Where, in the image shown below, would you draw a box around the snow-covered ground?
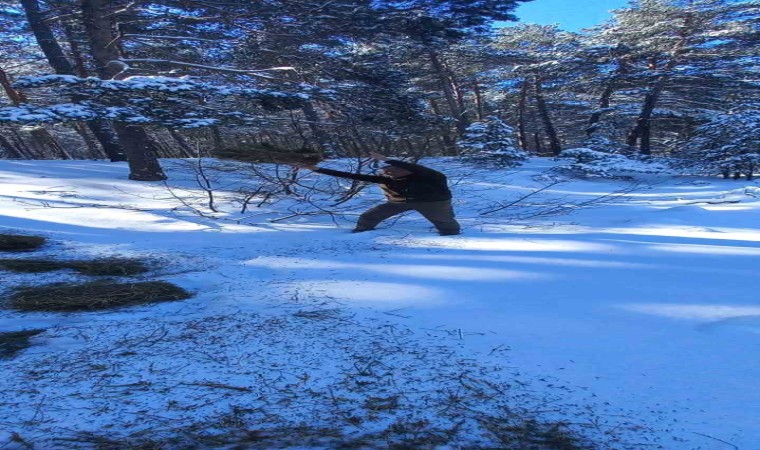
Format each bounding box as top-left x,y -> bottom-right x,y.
1,158 -> 758,449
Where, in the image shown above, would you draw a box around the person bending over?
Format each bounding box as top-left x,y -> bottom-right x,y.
296,152 -> 461,235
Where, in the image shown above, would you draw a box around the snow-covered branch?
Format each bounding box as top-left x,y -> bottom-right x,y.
1,74 -> 325,128
117,59 -> 297,79
122,34 -> 231,42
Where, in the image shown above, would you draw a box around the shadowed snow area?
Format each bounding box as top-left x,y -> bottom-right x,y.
1,158 -> 758,449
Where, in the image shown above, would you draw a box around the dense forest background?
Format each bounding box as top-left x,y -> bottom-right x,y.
0,0 -> 757,180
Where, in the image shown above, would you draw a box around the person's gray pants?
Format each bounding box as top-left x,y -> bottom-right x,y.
355,200 -> 460,234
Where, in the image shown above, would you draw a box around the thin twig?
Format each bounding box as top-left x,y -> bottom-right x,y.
691,432 -> 738,449
479,180 -> 564,215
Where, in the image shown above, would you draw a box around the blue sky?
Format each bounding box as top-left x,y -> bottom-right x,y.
509,0 -> 631,31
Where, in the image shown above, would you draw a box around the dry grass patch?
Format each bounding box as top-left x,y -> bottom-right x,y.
0,329 -> 45,359
0,257 -> 149,276
9,281 -> 192,312
0,234 -> 46,252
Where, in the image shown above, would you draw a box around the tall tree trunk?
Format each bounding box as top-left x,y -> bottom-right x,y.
19,0 -> 72,74
586,57 -> 630,138
586,83 -> 614,138
209,126 -> 225,154
80,0 -> 166,180
109,125 -> 164,180
73,122 -> 104,158
19,0 -> 127,162
168,129 -> 197,158
29,128 -> 73,159
0,67 -> 25,104
61,16 -> 126,161
428,98 -> 458,155
0,133 -> 25,158
472,79 -> 485,121
11,130 -> 38,158
350,126 -> 372,155
533,75 -> 561,155
428,51 -> 470,136
60,21 -> 89,77
112,126 -> 164,180
88,121 -> 127,162
516,80 -> 529,151
626,19 -> 690,155
533,133 -> 543,154
625,78 -> 670,155
301,102 -> 332,154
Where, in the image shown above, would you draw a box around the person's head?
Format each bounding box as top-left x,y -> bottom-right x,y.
378,165 -> 412,178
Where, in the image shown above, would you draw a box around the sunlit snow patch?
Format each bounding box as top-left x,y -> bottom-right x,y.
385,237 -> 615,253
244,256 -> 547,281
647,242 -> 760,256
618,303 -> 760,321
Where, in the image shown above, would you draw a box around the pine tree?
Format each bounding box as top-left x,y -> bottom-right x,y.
681,102 -> 760,180
593,0 -> 759,155
493,25 -> 583,155
457,116 -> 527,166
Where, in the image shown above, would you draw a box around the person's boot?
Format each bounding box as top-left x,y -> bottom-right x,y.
438,230 -> 461,236
351,228 -> 373,233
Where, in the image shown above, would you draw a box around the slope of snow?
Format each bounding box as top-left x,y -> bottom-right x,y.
1,158 -> 758,449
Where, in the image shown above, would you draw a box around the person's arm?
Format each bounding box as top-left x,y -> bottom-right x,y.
310,166 -> 387,183
369,152 -> 444,180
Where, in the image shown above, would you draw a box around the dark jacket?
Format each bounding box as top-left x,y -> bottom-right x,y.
315,160 -> 452,203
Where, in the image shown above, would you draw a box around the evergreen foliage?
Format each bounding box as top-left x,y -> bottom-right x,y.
458,116 -> 528,166
557,148 -> 671,178
679,103 -> 760,180
0,75 -> 316,127
0,0 -> 756,180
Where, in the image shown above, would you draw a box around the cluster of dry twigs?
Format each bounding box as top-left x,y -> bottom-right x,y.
10,280 -> 191,312
0,233 -> 46,252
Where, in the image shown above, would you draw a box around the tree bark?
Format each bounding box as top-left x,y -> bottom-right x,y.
626,19 -> 690,155
516,80 -> 529,151
586,83 -> 614,138
81,0 -> 166,180
586,56 -> 630,138
29,128 -> 73,159
60,21 -> 89,77
19,0 -> 72,74
209,127 -> 225,153
73,122 -> 104,158
110,124 -> 166,180
168,129 -> 197,158
428,98 -> 458,155
19,0 -> 127,162
0,67 -> 26,104
428,51 -> 470,137
301,102 -> 332,153
88,121 -> 128,162
533,133 -> 543,154
533,75 -> 561,155
11,129 -> 38,158
625,79 -> 669,155
0,133 -> 25,158
473,79 -> 485,121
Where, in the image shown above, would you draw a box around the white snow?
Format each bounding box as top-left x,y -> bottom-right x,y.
1,157 -> 759,449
